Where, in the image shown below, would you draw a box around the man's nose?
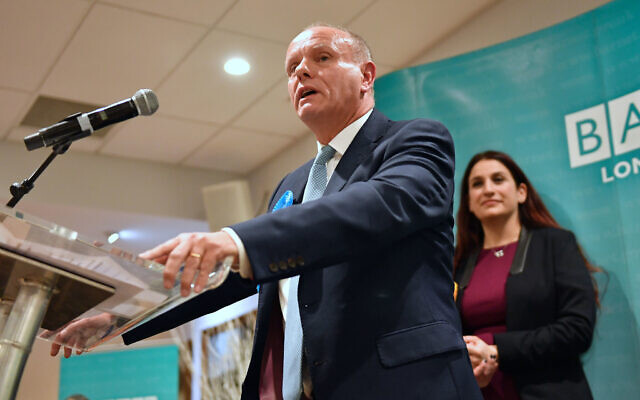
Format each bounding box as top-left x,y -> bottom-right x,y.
294,59 -> 312,79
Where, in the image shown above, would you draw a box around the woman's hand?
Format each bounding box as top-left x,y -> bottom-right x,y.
472,358 -> 499,388
464,335 -> 499,388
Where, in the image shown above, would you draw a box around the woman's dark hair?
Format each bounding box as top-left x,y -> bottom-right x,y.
454,150 -> 600,302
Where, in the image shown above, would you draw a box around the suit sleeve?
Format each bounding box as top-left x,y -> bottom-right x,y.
494,231 -> 597,371
122,177 -> 291,345
231,118 -> 455,282
122,273 -> 256,344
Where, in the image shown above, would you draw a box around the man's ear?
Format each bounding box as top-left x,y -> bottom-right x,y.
361,61 -> 376,93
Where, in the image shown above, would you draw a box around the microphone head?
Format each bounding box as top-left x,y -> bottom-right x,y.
132,89 -> 159,115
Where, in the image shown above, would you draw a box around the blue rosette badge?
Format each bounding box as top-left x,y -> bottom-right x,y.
272,190 -> 294,212
255,190 -> 293,292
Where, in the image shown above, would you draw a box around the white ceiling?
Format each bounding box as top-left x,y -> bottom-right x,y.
0,0 -> 499,175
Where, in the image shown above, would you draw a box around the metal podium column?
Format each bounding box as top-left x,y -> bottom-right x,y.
0,276 -> 55,400
0,299 -> 12,333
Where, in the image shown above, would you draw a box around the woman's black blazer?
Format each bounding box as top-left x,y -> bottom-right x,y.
455,227 -> 597,399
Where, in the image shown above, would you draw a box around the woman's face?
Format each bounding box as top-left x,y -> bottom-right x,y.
467,159 -> 527,223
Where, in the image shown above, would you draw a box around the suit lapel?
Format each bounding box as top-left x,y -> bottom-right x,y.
291,162 -> 312,204
325,108 -> 389,195
276,108 -> 390,202
271,160 -> 312,208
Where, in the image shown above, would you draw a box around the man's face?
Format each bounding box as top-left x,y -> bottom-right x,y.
284,27 -> 367,130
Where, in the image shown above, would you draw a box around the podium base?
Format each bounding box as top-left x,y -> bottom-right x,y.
0,277 -> 54,400
0,246 -> 115,400
0,299 -> 11,333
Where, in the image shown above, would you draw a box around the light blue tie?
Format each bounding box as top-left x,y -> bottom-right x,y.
282,145 -> 336,400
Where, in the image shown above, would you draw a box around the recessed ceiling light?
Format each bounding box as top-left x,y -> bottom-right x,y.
224,57 -> 250,76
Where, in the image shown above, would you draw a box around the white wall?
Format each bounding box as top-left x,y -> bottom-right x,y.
0,141 -> 238,220
16,339 -> 59,400
247,133 -> 316,214
411,0 -> 611,66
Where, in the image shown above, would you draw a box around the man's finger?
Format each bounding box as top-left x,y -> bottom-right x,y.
50,342 -> 61,356
140,236 -> 180,260
55,328 -> 72,347
179,247 -> 204,296
178,270 -> 195,296
152,255 -> 169,265
194,251 -> 219,293
163,240 -> 192,290
75,336 -> 88,354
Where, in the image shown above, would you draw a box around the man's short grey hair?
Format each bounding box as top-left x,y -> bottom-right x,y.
305,22 -> 373,64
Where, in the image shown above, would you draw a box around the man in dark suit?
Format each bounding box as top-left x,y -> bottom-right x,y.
124,24 -> 481,399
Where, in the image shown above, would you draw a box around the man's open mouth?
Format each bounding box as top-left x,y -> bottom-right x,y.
301,89 -> 317,99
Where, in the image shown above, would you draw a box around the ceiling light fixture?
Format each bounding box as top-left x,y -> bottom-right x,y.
224,57 -> 250,76
107,232 -> 120,244
117,229 -> 138,240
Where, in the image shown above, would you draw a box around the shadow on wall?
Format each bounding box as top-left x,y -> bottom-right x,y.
583,269 -> 640,398
538,193 -> 640,398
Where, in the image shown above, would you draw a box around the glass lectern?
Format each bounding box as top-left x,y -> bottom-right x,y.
0,205 -> 230,400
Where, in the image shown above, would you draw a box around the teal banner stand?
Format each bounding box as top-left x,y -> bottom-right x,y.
59,345 -> 179,400
375,0 -> 640,397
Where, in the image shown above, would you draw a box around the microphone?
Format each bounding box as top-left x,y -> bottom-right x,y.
24,89 -> 159,151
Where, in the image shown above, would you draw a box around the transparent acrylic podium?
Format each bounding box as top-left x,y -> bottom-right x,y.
0,205 -> 231,400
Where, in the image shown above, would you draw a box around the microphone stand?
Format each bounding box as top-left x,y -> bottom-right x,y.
1,139 -> 82,400
6,112 -> 90,208
1,116 -> 97,400
6,140 -> 72,208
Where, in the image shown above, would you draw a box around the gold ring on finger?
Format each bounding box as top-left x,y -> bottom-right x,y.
189,252 -> 202,259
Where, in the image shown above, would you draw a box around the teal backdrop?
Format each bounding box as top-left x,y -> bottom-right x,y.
375,0 -> 640,398
59,345 -> 178,400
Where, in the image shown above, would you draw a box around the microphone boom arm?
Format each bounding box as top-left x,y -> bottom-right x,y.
6,139 -> 74,208
8,89 -> 158,207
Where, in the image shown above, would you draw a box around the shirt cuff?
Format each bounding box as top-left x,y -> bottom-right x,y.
221,227 -> 251,276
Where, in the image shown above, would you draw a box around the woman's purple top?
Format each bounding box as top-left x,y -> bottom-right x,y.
461,241 -> 520,400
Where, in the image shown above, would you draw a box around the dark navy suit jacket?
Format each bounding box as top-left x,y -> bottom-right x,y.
123,109 -> 481,399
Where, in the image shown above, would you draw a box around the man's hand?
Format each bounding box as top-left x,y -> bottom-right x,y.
45,312 -> 114,358
139,231 -> 242,297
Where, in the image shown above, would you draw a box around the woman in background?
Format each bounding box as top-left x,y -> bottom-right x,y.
454,150 -> 598,399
